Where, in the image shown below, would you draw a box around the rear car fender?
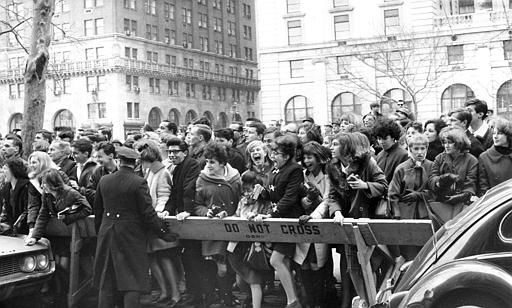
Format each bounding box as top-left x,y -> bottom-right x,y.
399,260 -> 512,308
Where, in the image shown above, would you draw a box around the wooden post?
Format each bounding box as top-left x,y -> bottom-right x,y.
353,225 -> 377,306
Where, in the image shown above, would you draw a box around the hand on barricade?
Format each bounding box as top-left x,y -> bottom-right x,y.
216,211 -> 228,219
333,211 -> 344,225
176,211 -> 190,221
253,214 -> 269,223
157,211 -> 169,219
298,215 -> 311,225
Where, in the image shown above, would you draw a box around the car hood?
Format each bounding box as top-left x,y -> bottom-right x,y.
0,235 -> 48,256
395,179 -> 512,292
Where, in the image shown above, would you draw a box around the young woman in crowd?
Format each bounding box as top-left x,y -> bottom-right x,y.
194,143 -> 242,306
246,140 -> 273,186
424,119 -> 447,161
388,134 -> 433,260
254,134 -> 305,308
478,117 -> 512,195
0,158 -> 30,234
428,126 -> 478,224
227,171 -> 272,308
297,124 -> 323,145
139,141 -> 181,306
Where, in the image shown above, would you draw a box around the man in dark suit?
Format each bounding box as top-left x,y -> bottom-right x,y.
164,137 -> 205,306
466,99 -> 493,149
93,147 -> 175,308
70,139 -> 97,202
448,108 -> 485,158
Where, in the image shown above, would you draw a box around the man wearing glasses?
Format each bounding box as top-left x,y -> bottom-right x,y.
164,137 -> 203,306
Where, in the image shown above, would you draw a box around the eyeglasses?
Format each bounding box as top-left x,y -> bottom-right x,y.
167,149 -> 183,155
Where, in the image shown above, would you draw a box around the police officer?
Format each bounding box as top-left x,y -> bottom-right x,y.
93,147 -> 176,308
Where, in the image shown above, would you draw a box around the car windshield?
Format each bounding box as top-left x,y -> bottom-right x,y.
395,182 -> 512,291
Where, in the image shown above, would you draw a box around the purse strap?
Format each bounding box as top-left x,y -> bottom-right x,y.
421,194 -> 444,231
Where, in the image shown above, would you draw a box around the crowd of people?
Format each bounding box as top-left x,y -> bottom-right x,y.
1,97 -> 512,308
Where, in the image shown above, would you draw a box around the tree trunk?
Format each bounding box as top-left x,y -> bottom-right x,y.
21,0 -> 54,158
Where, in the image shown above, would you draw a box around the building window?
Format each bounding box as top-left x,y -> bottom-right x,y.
504,40 -> 512,60
88,102 -> 107,119
287,20 -> 302,45
182,8 -> 192,24
228,21 -> 236,36
215,40 -> 224,55
380,88 -> 412,116
214,17 -> 223,32
447,45 -> 464,64
164,2 -> 176,19
199,13 -> 208,28
243,3 -> 252,18
126,75 -> 139,91
200,36 -> 209,51
183,57 -> 194,68
497,80 -> 512,119
54,109 -> 75,128
198,0 -> 207,5
185,83 -> 196,97
334,15 -> 349,40
149,78 -> 160,94
213,0 -> 222,9
84,18 -> 103,36
246,91 -> 255,104
169,109 -> 180,124
127,102 -> 140,119
148,108 -> 162,128
202,85 -> 212,99
125,47 -> 138,59
244,47 -> 253,61
459,0 -> 475,14
124,19 -> 137,35
227,0 -> 234,13
243,25 -> 252,40
55,0 -> 70,13
168,80 -> 179,95
54,78 -> 69,95
229,44 -> 237,57
287,0 -> 300,13
86,75 -> 105,92
289,60 -> 304,78
9,113 -> 23,132
84,0 -> 103,8
336,56 -> 350,74
285,95 -> 312,123
331,92 -> 361,121
333,0 -> 348,7
441,83 -> 475,112
386,51 -> 401,69
182,32 -> 193,48
145,0 -> 157,15
146,51 -> 158,63
124,0 -> 136,9
384,9 -> 399,34
85,47 -> 104,60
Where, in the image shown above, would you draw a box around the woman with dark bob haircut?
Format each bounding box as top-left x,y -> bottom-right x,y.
424,119 -> 447,161
0,158 -> 30,234
427,126 -> 477,225
479,117 -> 512,195
253,134 -> 304,308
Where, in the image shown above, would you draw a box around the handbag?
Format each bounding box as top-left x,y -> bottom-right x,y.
244,242 -> 272,271
375,197 -> 391,218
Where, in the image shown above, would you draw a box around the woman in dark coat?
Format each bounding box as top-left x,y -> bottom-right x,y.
428,126 -> 478,224
424,119 -> 447,161
0,158 -> 30,235
479,117 -> 512,195
313,132 -> 387,307
255,135 -> 305,308
374,118 -> 409,185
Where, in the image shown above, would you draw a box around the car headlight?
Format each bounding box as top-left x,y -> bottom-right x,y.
19,255 -> 36,273
36,254 -> 49,270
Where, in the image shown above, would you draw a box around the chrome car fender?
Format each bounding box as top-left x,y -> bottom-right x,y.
398,260 -> 512,308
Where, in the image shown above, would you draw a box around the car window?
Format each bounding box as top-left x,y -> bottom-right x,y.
498,210 -> 512,242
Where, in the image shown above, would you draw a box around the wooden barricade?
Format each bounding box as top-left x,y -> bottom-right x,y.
48,216 -> 434,307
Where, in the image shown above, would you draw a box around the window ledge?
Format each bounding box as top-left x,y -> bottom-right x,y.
283,12 -> 306,19
329,6 -> 354,13
378,0 -> 404,8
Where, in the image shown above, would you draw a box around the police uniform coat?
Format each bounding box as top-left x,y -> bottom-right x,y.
93,166 -> 165,292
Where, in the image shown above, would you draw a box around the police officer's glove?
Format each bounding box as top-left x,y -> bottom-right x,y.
445,192 -> 471,205
438,173 -> 459,187
298,215 -> 311,225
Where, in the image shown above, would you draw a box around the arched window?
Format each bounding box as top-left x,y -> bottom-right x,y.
232,113 -> 242,122
284,95 -> 312,124
497,80 -> 512,120
148,107 -> 162,129
168,108 -> 180,125
8,113 -> 23,132
331,92 -> 361,122
203,111 -> 214,127
218,112 -> 229,128
54,109 -> 75,129
185,109 -> 198,124
441,83 -> 475,112
380,88 -> 412,116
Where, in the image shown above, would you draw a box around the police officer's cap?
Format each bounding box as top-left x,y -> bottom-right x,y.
117,146 -> 139,160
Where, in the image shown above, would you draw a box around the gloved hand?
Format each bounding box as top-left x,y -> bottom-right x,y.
401,191 -> 423,203
207,205 -> 222,218
439,173 -> 459,187
305,182 -> 321,201
298,215 -> 311,225
445,192 -> 471,205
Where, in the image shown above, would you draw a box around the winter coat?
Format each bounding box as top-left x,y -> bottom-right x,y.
428,151 -> 478,199
93,166 -> 166,292
58,157 -> 76,179
0,178 -> 30,234
294,170 -> 331,268
145,162 -> 171,213
165,156 -> 200,215
467,131 -> 485,158
388,158 -> 433,219
426,139 -> 444,162
70,160 -> 97,204
315,156 -> 388,219
84,165 -> 118,208
31,186 -> 92,239
194,163 -> 241,256
376,142 -> 409,185
478,146 -> 512,195
265,160 -> 304,219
